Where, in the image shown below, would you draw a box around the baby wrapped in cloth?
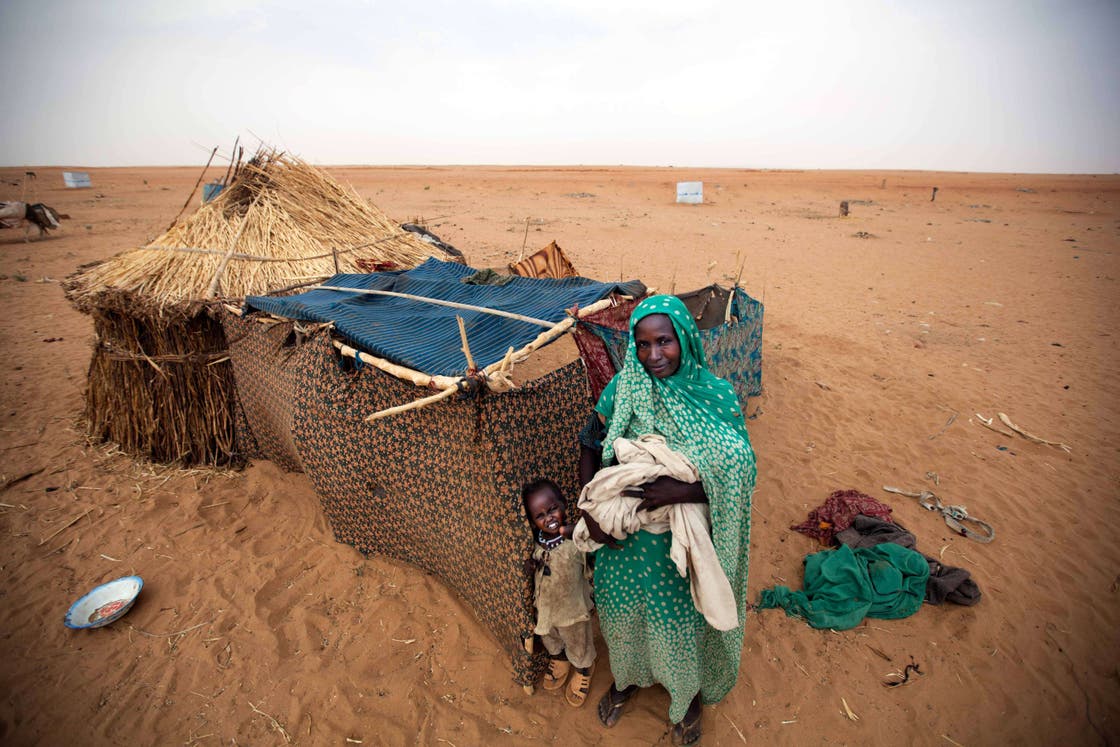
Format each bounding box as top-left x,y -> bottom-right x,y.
573,434 -> 738,630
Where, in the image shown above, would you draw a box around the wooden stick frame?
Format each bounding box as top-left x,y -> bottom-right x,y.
224,295 -> 632,421
348,296 -> 620,420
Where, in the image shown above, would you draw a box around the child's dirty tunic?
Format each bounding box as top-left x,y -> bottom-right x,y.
533,539 -> 595,668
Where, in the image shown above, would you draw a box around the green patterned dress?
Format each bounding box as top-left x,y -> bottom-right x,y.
593,294 -> 756,723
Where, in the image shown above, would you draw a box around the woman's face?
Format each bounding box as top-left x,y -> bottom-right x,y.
634,313 -> 681,379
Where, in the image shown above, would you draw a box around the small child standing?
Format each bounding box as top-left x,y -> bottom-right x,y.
522,478 -> 596,707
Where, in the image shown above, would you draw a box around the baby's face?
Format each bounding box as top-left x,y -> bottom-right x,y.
526,488 -> 565,535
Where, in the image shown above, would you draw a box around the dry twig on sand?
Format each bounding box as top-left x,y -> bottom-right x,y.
997,412 -> 1072,452
723,714 -> 748,743
248,701 -> 291,744
37,508 -> 91,546
974,414 -> 1014,438
976,412 -> 1071,452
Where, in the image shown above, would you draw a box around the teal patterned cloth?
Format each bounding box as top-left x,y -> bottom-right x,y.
757,543 -> 930,630
593,294 -> 756,722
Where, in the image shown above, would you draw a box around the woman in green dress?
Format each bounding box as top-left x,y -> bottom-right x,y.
579,294 -> 756,745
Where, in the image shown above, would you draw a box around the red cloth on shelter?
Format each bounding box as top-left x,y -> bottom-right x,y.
791,489 -> 894,545
571,298 -> 640,403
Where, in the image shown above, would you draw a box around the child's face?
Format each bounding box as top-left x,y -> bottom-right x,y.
526,487 -> 566,535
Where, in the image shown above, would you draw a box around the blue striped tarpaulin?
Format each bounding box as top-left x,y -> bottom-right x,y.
244,258 -> 645,376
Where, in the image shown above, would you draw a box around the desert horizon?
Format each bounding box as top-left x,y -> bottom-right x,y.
10,163 -> 1120,176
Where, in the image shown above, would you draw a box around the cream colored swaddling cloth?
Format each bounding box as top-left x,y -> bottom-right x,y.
573,434 -> 738,630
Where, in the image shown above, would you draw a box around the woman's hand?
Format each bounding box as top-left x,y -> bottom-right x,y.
581,512 -> 621,549
626,476 -> 708,511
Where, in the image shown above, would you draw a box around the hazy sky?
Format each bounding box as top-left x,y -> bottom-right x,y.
2,0 -> 1117,172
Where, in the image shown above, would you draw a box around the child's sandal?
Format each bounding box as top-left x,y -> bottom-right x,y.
542,658 -> 571,690
565,665 -> 594,707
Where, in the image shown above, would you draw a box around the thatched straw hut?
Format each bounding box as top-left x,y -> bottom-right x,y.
64,149 -> 460,466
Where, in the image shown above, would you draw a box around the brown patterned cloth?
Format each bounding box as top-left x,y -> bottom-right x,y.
222,313 -> 311,472
290,333 -> 589,685
791,489 -> 895,545
508,240 -> 578,279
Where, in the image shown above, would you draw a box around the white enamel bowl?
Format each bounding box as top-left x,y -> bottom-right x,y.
64,576 -> 144,629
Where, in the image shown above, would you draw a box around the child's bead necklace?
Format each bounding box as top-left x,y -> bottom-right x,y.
537,530 -> 564,550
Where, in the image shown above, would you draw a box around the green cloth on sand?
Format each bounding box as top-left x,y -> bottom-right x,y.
756,543 -> 930,630
593,294 -> 756,724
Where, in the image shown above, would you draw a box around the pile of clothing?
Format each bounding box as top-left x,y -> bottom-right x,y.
756,490 -> 981,630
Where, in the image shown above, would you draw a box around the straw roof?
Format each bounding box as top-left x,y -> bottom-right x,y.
65,149 -> 457,313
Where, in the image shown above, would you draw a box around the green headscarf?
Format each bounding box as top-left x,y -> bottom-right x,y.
595,294 -> 756,703
597,294 -> 749,461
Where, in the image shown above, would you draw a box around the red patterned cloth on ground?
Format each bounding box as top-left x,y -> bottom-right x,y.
791,489 -> 894,545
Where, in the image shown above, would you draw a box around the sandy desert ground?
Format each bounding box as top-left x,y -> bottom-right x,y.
0,163 -> 1117,746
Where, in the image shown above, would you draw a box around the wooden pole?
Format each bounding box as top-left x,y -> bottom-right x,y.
457,315 -> 477,371
167,146 -> 218,232
334,341 -> 461,390
221,136 -> 240,186
517,217 -> 530,262
365,386 -> 459,422
231,145 -> 245,183
206,190 -> 264,299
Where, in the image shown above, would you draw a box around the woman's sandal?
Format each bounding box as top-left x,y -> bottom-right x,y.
542,658 -> 571,691
565,665 -> 594,708
670,708 -> 702,746
597,684 -> 635,727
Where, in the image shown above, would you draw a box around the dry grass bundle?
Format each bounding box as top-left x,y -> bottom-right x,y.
66,149 -> 455,311
63,147 -> 455,466
84,307 -> 239,466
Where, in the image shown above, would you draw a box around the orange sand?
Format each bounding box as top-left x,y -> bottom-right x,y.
0,165 -> 1117,745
